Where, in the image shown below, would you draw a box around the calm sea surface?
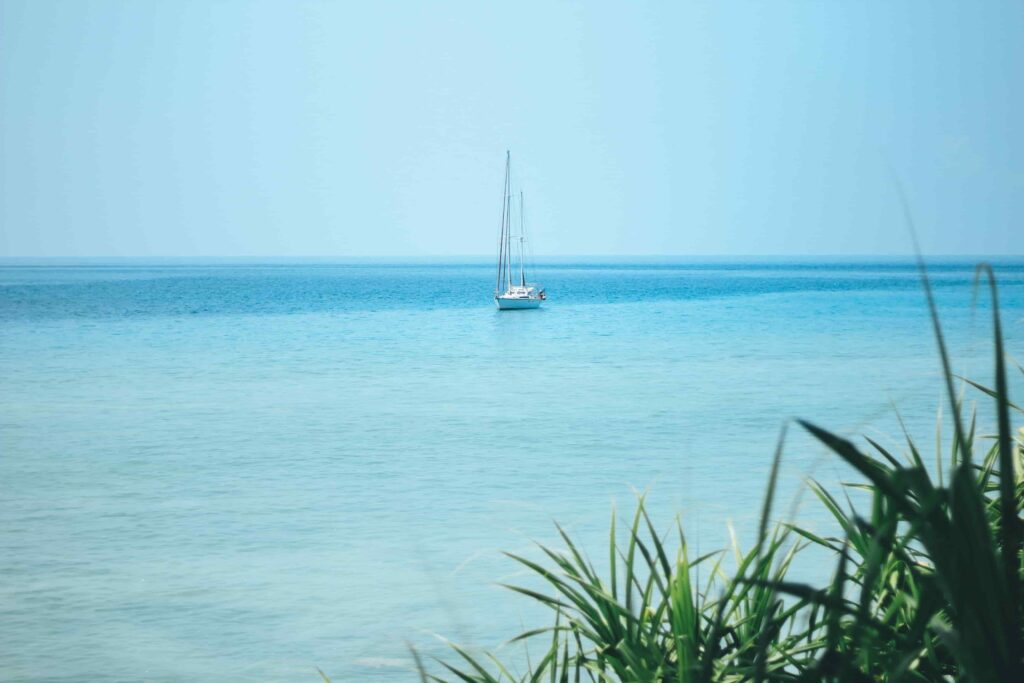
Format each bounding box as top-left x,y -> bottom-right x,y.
2,259 -> 1023,682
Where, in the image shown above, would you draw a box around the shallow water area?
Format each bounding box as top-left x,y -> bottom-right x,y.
1,259 -> 1023,682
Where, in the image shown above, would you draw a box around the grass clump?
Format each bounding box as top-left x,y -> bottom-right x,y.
423,267 -> 1023,682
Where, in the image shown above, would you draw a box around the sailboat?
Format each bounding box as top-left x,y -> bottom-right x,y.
494,151 -> 545,310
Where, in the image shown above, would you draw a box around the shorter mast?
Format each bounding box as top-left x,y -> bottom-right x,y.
519,192 -> 526,287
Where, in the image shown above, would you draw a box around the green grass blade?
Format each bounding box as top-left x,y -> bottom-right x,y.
974,263 -> 1023,682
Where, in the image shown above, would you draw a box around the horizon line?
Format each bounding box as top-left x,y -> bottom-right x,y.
3,253 -> 1024,263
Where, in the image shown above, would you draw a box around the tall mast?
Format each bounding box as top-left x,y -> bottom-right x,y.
495,151 -> 510,295
505,154 -> 512,290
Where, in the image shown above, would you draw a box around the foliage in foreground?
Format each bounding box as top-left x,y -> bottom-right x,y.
423,268 -> 1024,683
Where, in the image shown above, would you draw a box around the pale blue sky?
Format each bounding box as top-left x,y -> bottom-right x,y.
1,0 -> 1022,257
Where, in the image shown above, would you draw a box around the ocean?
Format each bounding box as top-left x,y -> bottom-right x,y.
1,259 -> 1022,682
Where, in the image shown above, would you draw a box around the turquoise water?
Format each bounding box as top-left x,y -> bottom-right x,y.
2,259 -> 1023,682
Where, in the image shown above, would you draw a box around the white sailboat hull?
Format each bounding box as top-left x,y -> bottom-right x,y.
495,296 -> 542,310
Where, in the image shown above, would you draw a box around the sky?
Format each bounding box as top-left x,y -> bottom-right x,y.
1,0 -> 1022,258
